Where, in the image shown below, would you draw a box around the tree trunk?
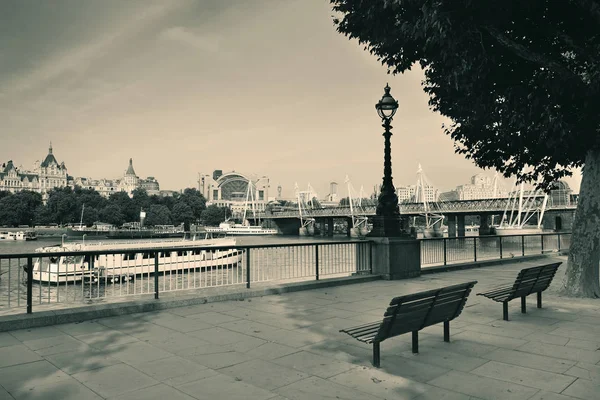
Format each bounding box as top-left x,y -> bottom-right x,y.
563,149 -> 600,297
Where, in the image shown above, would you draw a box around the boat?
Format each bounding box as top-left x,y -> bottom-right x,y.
205,221 -> 278,236
27,233 -> 243,284
0,231 -> 33,241
67,222 -> 115,238
107,224 -> 185,239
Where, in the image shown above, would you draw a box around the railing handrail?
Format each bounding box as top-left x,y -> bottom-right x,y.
0,238 -> 371,260
419,232 -> 572,241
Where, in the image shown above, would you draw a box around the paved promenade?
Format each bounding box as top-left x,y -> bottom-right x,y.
0,256 -> 599,400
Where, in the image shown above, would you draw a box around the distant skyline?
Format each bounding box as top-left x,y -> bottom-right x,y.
0,1 -> 581,198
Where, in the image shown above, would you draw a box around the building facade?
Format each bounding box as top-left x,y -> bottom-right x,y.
68,158 -> 160,198
0,144 -> 68,197
455,173 -> 508,200
198,170 -> 270,217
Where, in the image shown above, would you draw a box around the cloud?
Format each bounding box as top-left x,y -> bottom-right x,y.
0,1 -> 189,97
159,26 -> 221,53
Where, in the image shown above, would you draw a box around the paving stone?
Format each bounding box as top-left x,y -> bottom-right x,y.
273,350 -> 357,378
464,322 -> 536,339
187,310 -> 240,324
74,330 -> 139,349
73,363 -> 158,398
182,350 -> 252,369
130,356 -> 210,382
186,326 -> 256,345
9,326 -> 64,342
220,359 -> 308,390
161,369 -> 219,387
428,370 -> 539,400
526,391 -> 580,400
7,377 -> 103,400
23,334 -> 88,356
515,341 -> 600,364
0,344 -> 42,368
0,332 -> 20,348
564,362 -> 600,382
150,315 -> 213,333
522,332 -> 569,346
484,348 -> 576,374
452,330 -> 528,350
0,360 -> 70,393
425,338 -> 498,358
399,348 -> 488,373
372,355 -> 450,383
109,383 -> 196,400
471,360 -> 576,392
55,320 -> 113,336
562,378 -> 600,399
411,385 -> 476,400
0,386 -> 12,400
109,341 -> 174,365
275,376 -> 381,400
564,338 -> 600,351
178,373 -> 276,400
44,348 -> 122,375
245,342 -> 299,360
142,332 -> 212,353
329,366 -> 428,399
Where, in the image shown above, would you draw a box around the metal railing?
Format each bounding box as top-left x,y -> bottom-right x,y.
420,233 -> 571,268
0,240 -> 372,315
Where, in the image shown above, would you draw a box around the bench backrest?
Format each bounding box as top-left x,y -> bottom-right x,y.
509,262 -> 562,300
374,281 -> 477,342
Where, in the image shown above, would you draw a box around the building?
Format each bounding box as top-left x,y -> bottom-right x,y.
198,170 -> 270,217
455,173 -> 508,200
68,158 -> 160,198
0,144 -> 68,198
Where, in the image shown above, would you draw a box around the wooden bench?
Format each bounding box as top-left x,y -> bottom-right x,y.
340,281 -> 477,367
477,262 -> 562,321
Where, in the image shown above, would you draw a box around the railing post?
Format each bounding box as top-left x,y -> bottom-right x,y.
26,256 -> 33,314
246,247 -> 251,289
473,237 -> 477,262
315,245 -> 319,281
369,241 -> 373,274
499,236 -> 503,259
154,253 -> 159,300
540,234 -> 544,254
557,233 -> 561,251
521,235 -> 525,256
443,239 -> 447,266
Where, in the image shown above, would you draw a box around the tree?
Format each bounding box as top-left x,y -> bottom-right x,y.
100,204 -> 125,227
171,201 -> 194,230
331,0 -> 600,297
201,205 -> 229,226
46,187 -> 78,225
108,192 -> 136,222
144,205 -> 172,226
0,195 -> 25,226
179,188 -> 207,222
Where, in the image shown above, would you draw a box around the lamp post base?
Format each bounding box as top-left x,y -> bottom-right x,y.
369,216 -> 412,238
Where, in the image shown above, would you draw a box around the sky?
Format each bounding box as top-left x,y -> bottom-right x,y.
0,0 -> 582,198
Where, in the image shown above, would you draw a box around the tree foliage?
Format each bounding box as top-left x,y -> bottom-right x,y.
331,0 -> 600,297
201,205 -> 229,226
144,204 -> 172,226
331,0 -> 600,187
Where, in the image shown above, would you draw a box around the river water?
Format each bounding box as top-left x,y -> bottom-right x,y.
0,235 -> 368,312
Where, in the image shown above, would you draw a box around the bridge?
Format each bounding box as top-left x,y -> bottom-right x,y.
256,196 -> 577,236
261,197 -> 577,219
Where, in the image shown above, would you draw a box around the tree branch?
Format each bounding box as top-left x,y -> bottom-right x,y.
573,0 -> 600,26
484,26 -> 585,84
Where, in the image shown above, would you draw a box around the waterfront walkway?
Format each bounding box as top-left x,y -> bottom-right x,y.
0,255 -> 599,400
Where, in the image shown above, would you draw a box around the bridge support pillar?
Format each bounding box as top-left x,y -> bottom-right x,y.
457,215 -> 466,237
479,214 -> 492,236
319,220 -> 327,236
327,217 -> 334,237
346,218 -> 353,237
447,215 -> 457,237
370,237 -> 421,280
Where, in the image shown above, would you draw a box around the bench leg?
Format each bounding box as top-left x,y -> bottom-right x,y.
537,292 -> 542,308
521,296 -> 526,314
503,301 -> 509,321
412,331 -> 419,354
444,321 -> 450,342
372,342 -> 380,368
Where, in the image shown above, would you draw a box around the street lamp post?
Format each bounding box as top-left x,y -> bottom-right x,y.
370,84 -> 402,237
